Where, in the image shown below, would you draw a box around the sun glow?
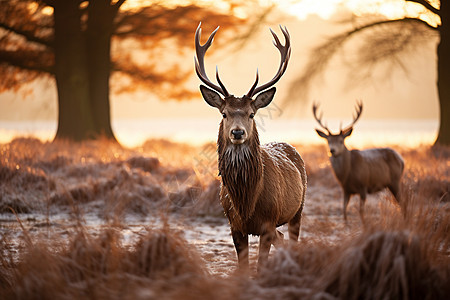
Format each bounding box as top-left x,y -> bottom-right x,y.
274,0 -> 344,20
271,0 -> 440,27
346,0 -> 440,27
123,0 -> 440,26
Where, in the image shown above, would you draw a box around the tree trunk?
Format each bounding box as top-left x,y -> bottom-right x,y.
54,0 -> 96,141
53,0 -> 117,142
436,2 -> 450,146
86,1 -> 116,140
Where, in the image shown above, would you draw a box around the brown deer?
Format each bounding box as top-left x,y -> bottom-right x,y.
313,101 -> 404,222
194,23 -> 307,270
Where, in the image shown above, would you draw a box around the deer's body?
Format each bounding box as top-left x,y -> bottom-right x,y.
330,147 -> 404,220
195,23 -> 306,269
219,138 -> 306,236
314,102 -> 404,222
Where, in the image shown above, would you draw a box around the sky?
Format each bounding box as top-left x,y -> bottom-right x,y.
109,0 -> 440,120
0,0 -> 441,146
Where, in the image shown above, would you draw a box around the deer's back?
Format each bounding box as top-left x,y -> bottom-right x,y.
350,148 -> 404,193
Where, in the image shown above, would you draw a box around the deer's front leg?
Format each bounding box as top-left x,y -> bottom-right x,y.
232,230 -> 248,269
257,230 -> 275,271
343,192 -> 351,222
359,191 -> 367,225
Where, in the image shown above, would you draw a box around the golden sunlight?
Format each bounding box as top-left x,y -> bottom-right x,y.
121,0 -> 441,26
274,0 -> 440,26
346,0 -> 440,27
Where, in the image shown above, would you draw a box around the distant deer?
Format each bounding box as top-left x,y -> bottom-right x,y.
313,101 -> 404,222
195,23 -> 307,270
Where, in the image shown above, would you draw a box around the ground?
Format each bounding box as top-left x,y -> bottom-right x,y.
0,138 -> 449,299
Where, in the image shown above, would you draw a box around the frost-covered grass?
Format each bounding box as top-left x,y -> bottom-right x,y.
0,138 -> 449,299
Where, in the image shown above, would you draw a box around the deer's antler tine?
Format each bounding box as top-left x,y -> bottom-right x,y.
216,66 -> 229,97
246,69 -> 259,98
194,23 -> 229,97
343,100 -> 364,131
248,26 -> 291,97
312,102 -> 331,134
271,28 -> 282,49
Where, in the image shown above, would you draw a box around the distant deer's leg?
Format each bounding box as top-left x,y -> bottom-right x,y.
232,231 -> 249,269
389,183 -> 406,218
343,192 -> 351,222
388,184 -> 401,203
258,230 -> 275,271
288,208 -> 302,243
359,191 -> 367,225
272,230 -> 285,248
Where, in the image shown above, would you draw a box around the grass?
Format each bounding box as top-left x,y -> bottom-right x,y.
0,138 -> 449,299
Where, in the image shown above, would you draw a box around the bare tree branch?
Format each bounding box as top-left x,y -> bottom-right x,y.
285,17 -> 437,106
113,0 -> 126,10
406,0 -> 441,16
0,21 -> 52,48
0,49 -> 54,74
39,0 -> 56,7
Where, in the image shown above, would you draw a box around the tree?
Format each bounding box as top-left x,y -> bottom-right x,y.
288,0 -> 449,146
0,0 -> 250,142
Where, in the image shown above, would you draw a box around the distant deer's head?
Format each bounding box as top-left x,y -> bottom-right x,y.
195,23 -> 290,145
313,101 -> 363,157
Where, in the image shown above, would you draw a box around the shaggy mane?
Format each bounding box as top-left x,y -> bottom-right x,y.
217,121 -> 262,222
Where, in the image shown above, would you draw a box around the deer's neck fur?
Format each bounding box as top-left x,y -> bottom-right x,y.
217,121 -> 263,221
330,146 -> 351,185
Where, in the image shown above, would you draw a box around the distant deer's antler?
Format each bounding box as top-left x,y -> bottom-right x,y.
312,102 -> 331,134
342,100 -> 363,132
194,23 -> 230,97
246,26 -> 291,98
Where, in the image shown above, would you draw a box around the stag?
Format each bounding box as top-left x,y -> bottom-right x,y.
313,101 -> 404,222
195,23 -> 307,270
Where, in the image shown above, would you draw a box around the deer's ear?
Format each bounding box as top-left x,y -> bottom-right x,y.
253,87 -> 276,110
200,85 -> 223,108
342,127 -> 353,138
316,129 -> 328,139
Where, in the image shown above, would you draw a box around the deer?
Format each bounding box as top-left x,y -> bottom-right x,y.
313,101 -> 404,223
194,23 -> 307,271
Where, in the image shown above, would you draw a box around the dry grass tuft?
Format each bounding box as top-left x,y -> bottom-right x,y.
0,138 -> 222,217
128,225 -> 205,280
0,223 -> 213,299
318,229 -> 448,300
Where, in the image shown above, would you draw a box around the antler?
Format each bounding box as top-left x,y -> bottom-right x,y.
194,23 -> 230,97
342,100 -> 363,132
312,102 -> 331,134
246,25 -> 291,98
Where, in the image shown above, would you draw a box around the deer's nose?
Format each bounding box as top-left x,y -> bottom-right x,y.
231,129 -> 245,140
330,148 -> 336,155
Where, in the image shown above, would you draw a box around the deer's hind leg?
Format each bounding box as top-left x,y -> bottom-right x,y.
288,208 -> 303,243
388,182 -> 406,218
388,183 -> 401,203
272,230 -> 285,248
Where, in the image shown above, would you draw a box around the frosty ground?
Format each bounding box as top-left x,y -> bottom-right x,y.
0,138 -> 449,299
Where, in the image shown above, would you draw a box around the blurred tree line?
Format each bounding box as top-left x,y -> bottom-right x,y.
0,0 -> 258,142
1,0 -> 448,146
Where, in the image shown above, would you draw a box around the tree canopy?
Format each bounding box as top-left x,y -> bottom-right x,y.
0,0 -> 251,99
0,0 -> 262,141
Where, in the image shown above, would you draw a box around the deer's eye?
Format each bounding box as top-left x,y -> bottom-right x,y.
222,113 -> 227,118
249,113 -> 255,119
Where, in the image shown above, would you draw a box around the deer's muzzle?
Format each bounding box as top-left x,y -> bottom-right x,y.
230,129 -> 246,144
